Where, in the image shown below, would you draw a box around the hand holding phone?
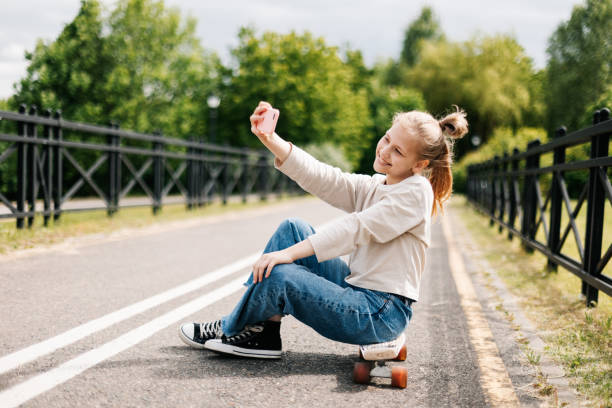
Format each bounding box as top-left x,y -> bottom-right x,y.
257,108 -> 280,136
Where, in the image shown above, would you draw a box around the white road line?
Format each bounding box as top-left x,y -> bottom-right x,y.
0,274 -> 249,408
0,220 -> 331,376
441,215 -> 520,407
0,253 -> 259,375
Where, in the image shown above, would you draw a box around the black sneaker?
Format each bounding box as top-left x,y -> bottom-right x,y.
204,321 -> 282,359
178,320 -> 223,349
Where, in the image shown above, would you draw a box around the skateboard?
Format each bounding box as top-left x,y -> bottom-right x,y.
353,333 -> 408,388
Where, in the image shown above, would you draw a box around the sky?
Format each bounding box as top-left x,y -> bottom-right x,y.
0,0 -> 582,100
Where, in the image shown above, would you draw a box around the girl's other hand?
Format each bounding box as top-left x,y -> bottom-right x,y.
252,250 -> 293,284
250,101 -> 274,143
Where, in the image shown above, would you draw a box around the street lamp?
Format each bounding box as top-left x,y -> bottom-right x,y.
471,134 -> 481,147
207,94 -> 220,144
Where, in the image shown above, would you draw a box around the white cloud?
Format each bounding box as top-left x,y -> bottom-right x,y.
0,43 -> 25,60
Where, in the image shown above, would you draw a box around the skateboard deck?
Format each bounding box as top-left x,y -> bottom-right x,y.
353,333 -> 408,388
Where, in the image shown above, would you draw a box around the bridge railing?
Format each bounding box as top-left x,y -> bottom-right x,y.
466,108 -> 611,307
0,104 -> 304,228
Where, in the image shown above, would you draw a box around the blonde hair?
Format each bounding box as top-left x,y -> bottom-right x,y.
392,106 -> 468,217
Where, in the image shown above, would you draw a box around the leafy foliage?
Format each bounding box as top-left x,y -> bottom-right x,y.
406,34 -> 545,160
10,0 -> 220,139
545,0 -> 612,133
5,0 -> 608,199
355,63 -> 426,174
400,6 -> 444,67
217,27 -> 373,169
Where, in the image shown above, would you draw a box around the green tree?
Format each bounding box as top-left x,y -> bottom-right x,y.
406,34 -> 544,159
218,27 -> 372,169
103,0 -> 219,137
583,84 -> 612,124
400,6 -> 444,67
11,0 -> 219,139
546,0 -> 612,133
11,0 -> 111,117
355,63 -> 426,174
7,0 -> 220,199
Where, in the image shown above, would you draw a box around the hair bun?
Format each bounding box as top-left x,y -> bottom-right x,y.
439,105 -> 468,140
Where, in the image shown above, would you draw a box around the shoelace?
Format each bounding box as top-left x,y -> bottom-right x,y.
224,324 -> 263,343
199,320 -> 223,339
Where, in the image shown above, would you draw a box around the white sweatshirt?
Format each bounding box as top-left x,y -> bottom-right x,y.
274,143 -> 434,301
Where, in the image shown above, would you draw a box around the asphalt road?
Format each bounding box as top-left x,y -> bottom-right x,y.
0,196 -> 550,407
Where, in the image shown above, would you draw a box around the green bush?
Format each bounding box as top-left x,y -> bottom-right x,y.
302,142 -> 353,172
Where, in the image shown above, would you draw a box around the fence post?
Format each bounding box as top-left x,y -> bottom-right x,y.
472,164 -> 478,206
477,162 -> 484,210
582,108 -> 610,306
486,161 -> 492,212
469,164 -> 475,205
482,162 -> 488,212
16,104 -> 27,229
508,147 -> 520,241
490,156 -> 499,227
521,139 -> 541,252
202,138 -> 209,207
279,172 -> 287,199
481,162 -> 487,210
27,105 -> 38,228
53,110 -> 63,221
43,109 -> 52,227
241,148 -> 249,204
258,153 -> 269,202
107,122 -> 117,216
487,160 -> 493,215
153,132 -> 164,215
499,153 -> 509,233
186,137 -> 193,210
115,123 -> 121,212
466,165 -> 471,201
222,142 -> 229,205
547,126 -> 567,272
475,164 -> 481,205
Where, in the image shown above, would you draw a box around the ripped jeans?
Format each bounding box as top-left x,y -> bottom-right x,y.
221,217 -> 413,345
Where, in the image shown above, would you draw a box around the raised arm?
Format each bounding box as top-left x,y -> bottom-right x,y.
250,102 -> 372,213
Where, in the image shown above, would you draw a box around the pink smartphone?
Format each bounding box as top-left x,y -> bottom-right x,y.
257,108 -> 280,135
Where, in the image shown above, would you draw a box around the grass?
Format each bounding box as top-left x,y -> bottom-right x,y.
449,194 -> 612,408
0,194 -> 313,255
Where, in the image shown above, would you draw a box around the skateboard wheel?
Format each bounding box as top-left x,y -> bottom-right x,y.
353,362 -> 371,384
396,344 -> 407,361
391,366 -> 408,388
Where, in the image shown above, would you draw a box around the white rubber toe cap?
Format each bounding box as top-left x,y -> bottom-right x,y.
180,323 -> 195,339
178,323 -> 207,349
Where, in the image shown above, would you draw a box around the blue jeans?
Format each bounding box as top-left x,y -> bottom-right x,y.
221,218 -> 413,345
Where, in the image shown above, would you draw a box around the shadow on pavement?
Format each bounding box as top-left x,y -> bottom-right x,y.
156,345 -> 395,393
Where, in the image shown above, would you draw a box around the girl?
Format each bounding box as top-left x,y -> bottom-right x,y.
179,101 -> 468,358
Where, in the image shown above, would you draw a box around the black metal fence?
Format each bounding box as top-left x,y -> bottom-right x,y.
0,105 -> 304,228
466,108 -> 611,307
